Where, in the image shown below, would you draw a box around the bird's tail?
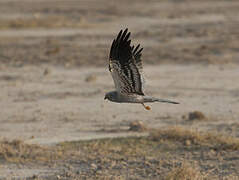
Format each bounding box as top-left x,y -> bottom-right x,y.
155,98 -> 179,104
143,96 -> 179,104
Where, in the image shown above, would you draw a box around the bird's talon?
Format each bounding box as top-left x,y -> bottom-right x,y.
142,103 -> 151,110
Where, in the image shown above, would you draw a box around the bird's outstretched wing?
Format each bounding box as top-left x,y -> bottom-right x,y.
109,28 -> 144,95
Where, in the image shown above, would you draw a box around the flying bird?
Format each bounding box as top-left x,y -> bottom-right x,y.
104,28 -> 179,110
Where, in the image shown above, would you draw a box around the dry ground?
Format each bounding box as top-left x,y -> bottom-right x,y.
1,127 -> 239,179
0,0 -> 239,179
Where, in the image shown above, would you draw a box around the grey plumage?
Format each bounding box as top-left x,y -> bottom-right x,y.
105,28 -> 179,110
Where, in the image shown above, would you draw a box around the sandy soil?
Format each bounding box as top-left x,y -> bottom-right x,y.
1,64 -> 239,179
0,0 -> 239,179
0,64 -> 239,145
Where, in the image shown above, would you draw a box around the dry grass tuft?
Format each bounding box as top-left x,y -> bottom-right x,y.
182,111 -> 207,121
150,126 -> 239,150
0,139 -> 63,163
60,136 -> 154,158
188,111 -> 207,121
165,163 -> 206,180
129,120 -> 148,132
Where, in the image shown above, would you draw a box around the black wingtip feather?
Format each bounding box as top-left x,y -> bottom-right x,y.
124,32 -> 131,42
135,47 -> 143,57
116,30 -> 123,41
109,28 -> 144,67
133,44 -> 140,54
132,45 -> 143,63
109,29 -> 132,66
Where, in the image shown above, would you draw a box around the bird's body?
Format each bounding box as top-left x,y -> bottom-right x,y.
105,91 -> 179,104
105,91 -> 143,103
104,28 -> 179,110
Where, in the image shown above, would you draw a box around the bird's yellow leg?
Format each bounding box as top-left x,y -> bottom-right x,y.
142,103 -> 151,110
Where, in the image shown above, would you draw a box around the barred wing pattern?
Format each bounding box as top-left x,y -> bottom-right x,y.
109,29 -> 144,95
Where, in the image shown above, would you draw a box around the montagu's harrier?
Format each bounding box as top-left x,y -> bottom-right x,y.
104,28 -> 179,110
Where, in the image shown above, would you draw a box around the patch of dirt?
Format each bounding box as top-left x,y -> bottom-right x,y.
85,74 -> 97,83
0,16 -> 88,29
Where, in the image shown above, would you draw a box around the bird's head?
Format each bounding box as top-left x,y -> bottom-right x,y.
104,91 -> 117,101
